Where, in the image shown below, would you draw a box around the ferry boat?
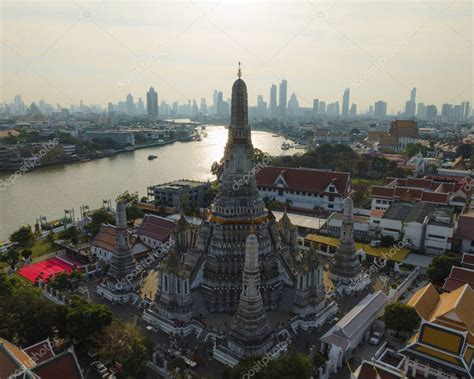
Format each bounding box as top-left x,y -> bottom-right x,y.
148,155 -> 158,160
281,142 -> 291,150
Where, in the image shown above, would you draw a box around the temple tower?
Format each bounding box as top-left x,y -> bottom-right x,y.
97,201 -> 139,302
228,231 -> 273,357
200,65 -> 281,312
329,197 -> 362,283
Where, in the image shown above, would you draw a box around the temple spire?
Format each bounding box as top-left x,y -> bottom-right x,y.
237,61 -> 242,78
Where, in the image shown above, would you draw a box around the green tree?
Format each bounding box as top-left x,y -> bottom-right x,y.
10,226 -> 35,253
384,302 -> 420,337
92,319 -> 153,378
0,276 -> 66,345
85,208 -> 115,236
404,143 -> 427,157
117,190 -> 139,205
66,295 -> 113,341
126,205 -> 144,221
427,255 -> 460,285
59,226 -> 79,244
0,248 -> 20,269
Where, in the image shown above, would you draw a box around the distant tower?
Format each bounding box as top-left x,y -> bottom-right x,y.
329,197 -> 362,284
126,94 -> 134,115
410,87 -> 416,103
146,87 -> 159,119
278,79 -> 287,118
313,99 -> 319,116
97,201 -> 139,302
342,88 -> 350,117
350,103 -> 357,117
228,231 -> 273,357
269,84 -> 277,116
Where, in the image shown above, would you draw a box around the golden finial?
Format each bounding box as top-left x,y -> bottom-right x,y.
237,62 -> 242,78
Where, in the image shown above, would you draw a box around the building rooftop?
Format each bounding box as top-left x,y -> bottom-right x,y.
383,202 -> 453,225
256,166 -> 350,195
443,266 -> 474,292
154,180 -> 208,190
305,234 -> 410,262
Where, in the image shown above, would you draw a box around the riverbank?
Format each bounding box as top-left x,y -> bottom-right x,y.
0,139 -> 179,173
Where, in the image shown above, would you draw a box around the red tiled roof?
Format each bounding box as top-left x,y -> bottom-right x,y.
372,183 -> 449,205
443,266 -> 474,292
420,191 -> 449,205
256,166 -> 350,195
371,186 -> 395,199
458,213 -> 474,240
24,339 -> 55,364
357,361 -> 402,379
32,349 -> 83,379
137,214 -> 175,243
462,254 -> 474,268
91,224 -> 116,252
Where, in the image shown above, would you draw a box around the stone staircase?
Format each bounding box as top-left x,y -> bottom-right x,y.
278,285 -> 294,313
191,289 -> 209,316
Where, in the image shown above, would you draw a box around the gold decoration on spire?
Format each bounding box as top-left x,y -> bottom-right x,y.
237,61 -> 242,78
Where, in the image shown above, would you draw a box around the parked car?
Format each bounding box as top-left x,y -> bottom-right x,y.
369,331 -> 383,345
91,361 -> 109,376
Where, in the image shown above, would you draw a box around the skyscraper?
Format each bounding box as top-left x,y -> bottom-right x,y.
374,101 -> 387,119
137,97 -> 144,114
313,99 -> 319,116
342,88 -> 350,117
349,103 -> 357,117
278,79 -> 287,118
146,87 -> 159,119
404,87 -> 417,117
410,87 -> 416,103
269,84 -> 277,116
126,94 -> 134,115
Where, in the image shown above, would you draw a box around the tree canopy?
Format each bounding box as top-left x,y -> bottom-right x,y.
66,295 -> 113,341
427,255 -> 460,286
384,302 -> 420,336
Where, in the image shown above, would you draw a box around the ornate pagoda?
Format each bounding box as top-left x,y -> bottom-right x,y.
329,196 -> 362,284
97,201 -> 140,302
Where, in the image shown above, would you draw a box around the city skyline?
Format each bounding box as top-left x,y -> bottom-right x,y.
1,1 -> 472,110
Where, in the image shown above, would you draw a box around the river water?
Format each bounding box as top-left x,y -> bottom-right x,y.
0,125 -> 293,240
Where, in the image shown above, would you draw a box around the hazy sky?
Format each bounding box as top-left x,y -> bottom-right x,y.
1,0 -> 472,112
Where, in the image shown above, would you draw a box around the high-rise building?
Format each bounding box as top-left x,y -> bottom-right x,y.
374,101 -> 387,119
269,84 -> 277,116
426,104 -> 438,121
137,97 -> 144,114
462,101 -> 471,120
278,79 -> 287,118
342,88 -> 350,117
318,101 -> 326,115
313,99 -> 319,116
404,87 -> 417,117
349,103 -> 357,117
256,95 -> 267,117
200,98 -> 207,114
441,103 -> 453,119
217,91 -> 224,116
287,93 -> 299,117
146,87 -> 159,119
410,87 -> 416,102
417,103 -> 426,119
126,94 -> 134,115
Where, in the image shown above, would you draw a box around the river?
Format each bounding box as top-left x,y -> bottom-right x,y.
0,125 -> 294,240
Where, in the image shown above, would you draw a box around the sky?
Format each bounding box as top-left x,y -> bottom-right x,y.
0,0 -> 472,113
